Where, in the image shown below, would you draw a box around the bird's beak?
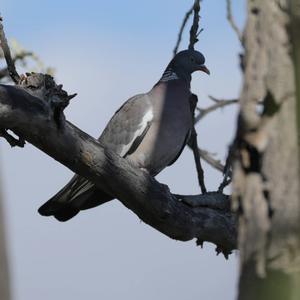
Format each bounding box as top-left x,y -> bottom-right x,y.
198,65 -> 210,75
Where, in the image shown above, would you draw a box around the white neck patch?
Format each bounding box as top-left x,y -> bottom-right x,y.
160,69 -> 179,82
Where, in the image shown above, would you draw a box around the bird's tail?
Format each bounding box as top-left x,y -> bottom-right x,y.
38,175 -> 113,222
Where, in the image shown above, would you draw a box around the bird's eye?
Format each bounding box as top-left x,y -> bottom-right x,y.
190,56 -> 195,62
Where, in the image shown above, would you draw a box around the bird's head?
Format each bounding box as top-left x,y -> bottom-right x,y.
170,49 -> 210,76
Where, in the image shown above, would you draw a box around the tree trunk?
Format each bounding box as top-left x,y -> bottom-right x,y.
234,0 -> 300,299
291,0 -> 300,133
0,167 -> 10,300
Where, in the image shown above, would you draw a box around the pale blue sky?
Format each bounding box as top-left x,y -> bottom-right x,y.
1,1 -> 246,300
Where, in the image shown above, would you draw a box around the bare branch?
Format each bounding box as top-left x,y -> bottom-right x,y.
175,2 -> 236,180
198,148 -> 225,173
189,94 -> 207,193
189,0 -> 202,50
195,96 -> 238,123
0,81 -> 237,253
188,95 -> 236,175
218,175 -> 232,192
177,191 -> 230,210
188,94 -> 237,179
181,0 -> 208,193
226,0 -> 243,43
189,127 -> 207,193
0,129 -> 25,147
0,16 -> 20,83
173,6 -> 194,56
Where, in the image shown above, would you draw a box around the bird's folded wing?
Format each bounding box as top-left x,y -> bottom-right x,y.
99,93 -> 153,157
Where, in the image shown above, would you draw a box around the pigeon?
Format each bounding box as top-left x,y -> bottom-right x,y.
38,49 -> 210,221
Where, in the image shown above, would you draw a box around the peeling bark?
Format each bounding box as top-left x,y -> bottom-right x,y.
234,0 -> 300,298
291,0 -> 300,139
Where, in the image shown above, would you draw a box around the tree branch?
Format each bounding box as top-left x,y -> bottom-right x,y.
186,4 -> 208,193
226,0 -> 243,44
190,95 -> 237,176
0,129 -> 25,147
173,6 -> 194,56
0,16 -> 20,83
198,148 -> 225,172
189,127 -> 207,193
189,94 -> 207,193
189,0 -> 203,50
0,79 -> 237,253
195,96 -> 238,123
173,3 -> 234,177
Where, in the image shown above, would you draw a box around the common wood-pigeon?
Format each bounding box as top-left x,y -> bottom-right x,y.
38,49 -> 209,221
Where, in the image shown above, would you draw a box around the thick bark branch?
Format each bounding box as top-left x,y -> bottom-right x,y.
0,83 -> 237,253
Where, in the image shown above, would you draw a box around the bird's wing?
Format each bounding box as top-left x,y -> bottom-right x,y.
99,93 -> 153,157
38,94 -> 153,221
68,94 -> 153,201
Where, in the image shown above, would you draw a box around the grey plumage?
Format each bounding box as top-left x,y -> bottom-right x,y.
38,49 -> 209,221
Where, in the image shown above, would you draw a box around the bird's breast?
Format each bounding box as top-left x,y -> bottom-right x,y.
127,82 -> 192,175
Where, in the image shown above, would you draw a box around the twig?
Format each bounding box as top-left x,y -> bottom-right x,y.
0,129 -> 25,147
0,16 -> 20,83
189,94 -> 207,193
186,2 -> 207,194
226,0 -> 243,43
218,175 -> 232,192
195,96 -> 238,123
192,94 -> 237,175
218,143 -> 235,192
190,127 -> 207,193
218,153 -> 233,192
198,148 -> 225,173
189,0 -> 202,50
173,6 -> 194,56
188,95 -> 226,174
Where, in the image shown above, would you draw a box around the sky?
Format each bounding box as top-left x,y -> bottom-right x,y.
1,1 -> 246,299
